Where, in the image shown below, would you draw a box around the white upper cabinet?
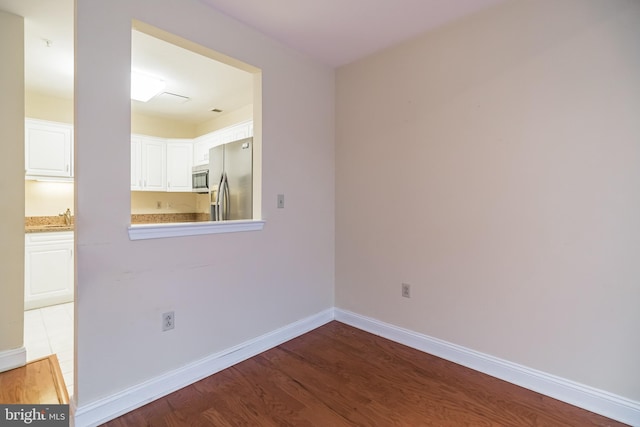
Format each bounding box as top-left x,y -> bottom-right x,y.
25,118 -> 73,179
131,135 -> 167,191
192,121 -> 253,166
222,121 -> 251,144
131,136 -> 192,192
141,137 -> 167,191
166,140 -> 193,192
130,121 -> 253,191
193,133 -> 220,166
130,137 -> 143,190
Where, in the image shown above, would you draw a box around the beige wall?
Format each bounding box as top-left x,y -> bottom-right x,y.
0,11 -> 25,364
26,92 -> 74,123
131,112 -> 196,138
25,89 -> 255,138
26,182 -> 203,217
75,0 -> 334,407
131,191 -> 202,214
25,181 -> 74,217
336,0 -> 640,402
196,104 -> 253,136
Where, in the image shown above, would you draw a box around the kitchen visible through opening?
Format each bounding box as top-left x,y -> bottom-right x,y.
130,21 -> 262,230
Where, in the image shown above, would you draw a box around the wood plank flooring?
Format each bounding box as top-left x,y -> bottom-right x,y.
0,355 -> 69,404
104,321 -> 626,426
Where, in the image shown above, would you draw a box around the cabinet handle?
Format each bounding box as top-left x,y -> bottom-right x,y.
66,164 -> 69,172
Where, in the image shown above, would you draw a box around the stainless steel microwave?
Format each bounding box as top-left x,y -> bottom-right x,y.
191,164 -> 209,193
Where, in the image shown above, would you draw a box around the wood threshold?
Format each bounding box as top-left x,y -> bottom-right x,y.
47,354 -> 70,404
0,354 -> 69,404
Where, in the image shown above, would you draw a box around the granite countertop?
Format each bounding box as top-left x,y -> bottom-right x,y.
25,224 -> 74,233
25,216 -> 74,233
131,213 -> 210,224
25,213 -> 209,233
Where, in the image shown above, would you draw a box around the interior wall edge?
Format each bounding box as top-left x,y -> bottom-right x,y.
0,8 -> 26,360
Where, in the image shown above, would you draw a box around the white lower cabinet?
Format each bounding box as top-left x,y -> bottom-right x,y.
25,232 -> 74,310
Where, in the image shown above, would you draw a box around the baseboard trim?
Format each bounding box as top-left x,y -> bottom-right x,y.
0,346 -> 26,373
334,308 -> 640,426
72,308 -> 334,427
71,308 -> 640,426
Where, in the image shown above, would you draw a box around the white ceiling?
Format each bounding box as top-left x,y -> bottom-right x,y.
0,0 -> 506,123
130,30 -> 253,124
199,0 -> 507,67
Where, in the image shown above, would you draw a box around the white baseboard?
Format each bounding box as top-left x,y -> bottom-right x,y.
334,308 -> 640,427
72,309 -> 334,427
70,307 -> 640,427
0,346 -> 26,373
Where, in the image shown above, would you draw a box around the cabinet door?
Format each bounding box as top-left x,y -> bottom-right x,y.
230,122 -> 250,141
25,119 -> 73,178
166,142 -> 193,192
141,138 -> 166,191
131,137 -> 142,190
25,235 -> 74,310
193,133 -> 219,165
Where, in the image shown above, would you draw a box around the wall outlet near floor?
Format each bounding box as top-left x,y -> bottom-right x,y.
401,283 -> 411,298
277,194 -> 285,209
162,311 -> 175,331
156,201 -> 162,209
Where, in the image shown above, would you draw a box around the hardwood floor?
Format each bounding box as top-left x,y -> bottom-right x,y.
0,355 -> 69,404
104,321 -> 626,426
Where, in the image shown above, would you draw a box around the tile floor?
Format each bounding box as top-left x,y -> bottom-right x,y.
24,302 -> 74,398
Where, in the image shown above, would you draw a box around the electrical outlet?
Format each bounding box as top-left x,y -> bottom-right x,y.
162,311 -> 175,331
156,201 -> 162,209
277,194 -> 285,209
402,283 -> 411,298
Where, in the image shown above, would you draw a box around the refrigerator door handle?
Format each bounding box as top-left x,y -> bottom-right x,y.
215,173 -> 224,221
223,172 -> 231,220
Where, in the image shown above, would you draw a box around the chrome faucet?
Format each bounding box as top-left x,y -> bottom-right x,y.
60,208 -> 72,226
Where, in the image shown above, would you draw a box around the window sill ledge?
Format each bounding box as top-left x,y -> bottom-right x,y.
128,220 -> 265,240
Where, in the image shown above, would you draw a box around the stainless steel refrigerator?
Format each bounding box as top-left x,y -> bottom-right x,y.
209,137 -> 253,221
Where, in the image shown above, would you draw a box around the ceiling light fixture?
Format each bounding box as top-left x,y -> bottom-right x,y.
131,71 -> 166,102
